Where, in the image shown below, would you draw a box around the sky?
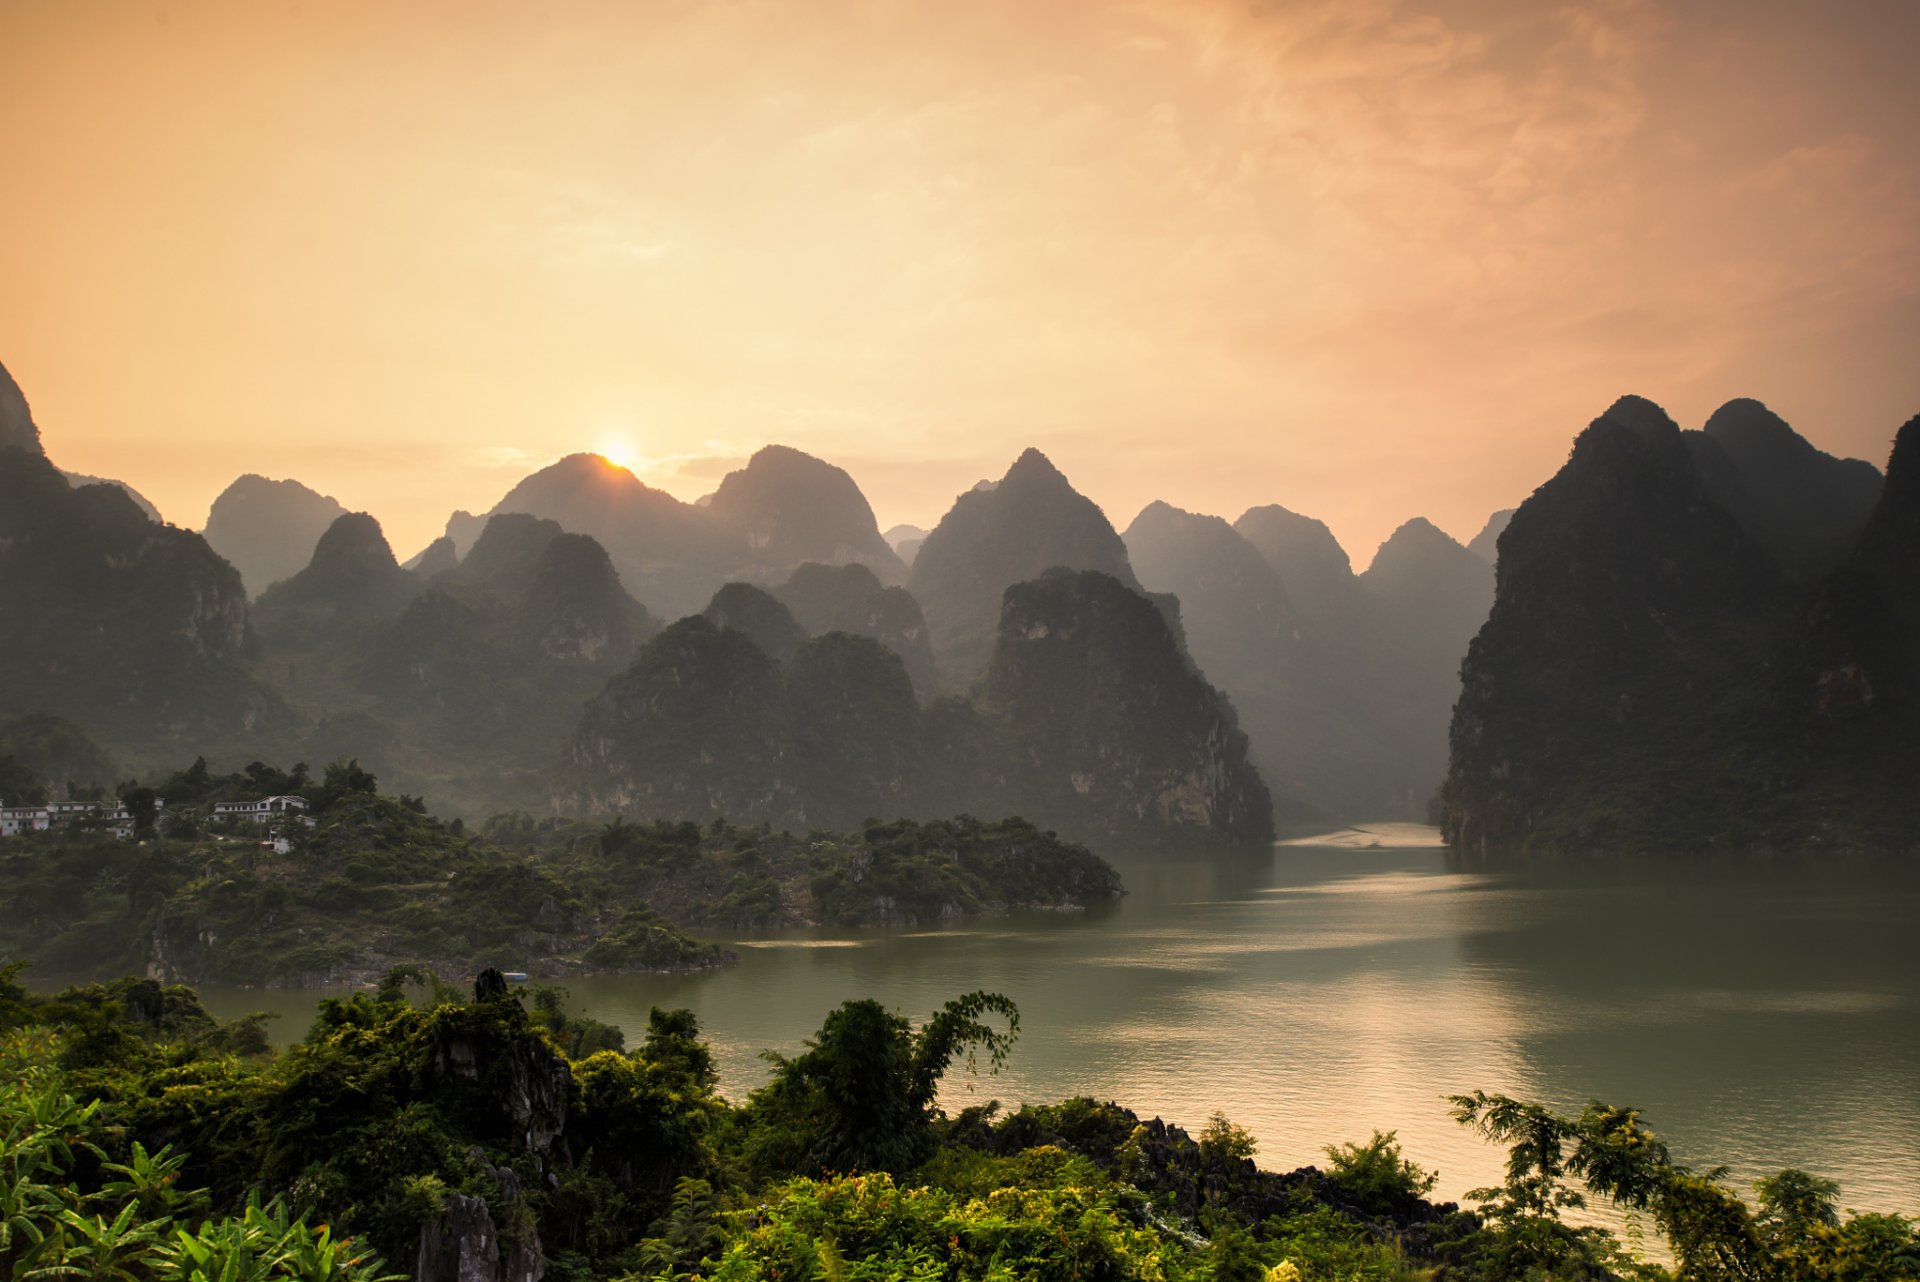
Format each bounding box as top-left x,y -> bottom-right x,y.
3,0 -> 1917,566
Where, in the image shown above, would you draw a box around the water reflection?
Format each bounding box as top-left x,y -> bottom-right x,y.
180,837 -> 1920,1216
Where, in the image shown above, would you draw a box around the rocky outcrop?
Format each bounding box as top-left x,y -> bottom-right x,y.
202,474 -> 351,596
1442,394 -> 1845,856
982,569 -> 1274,845
910,448 -> 1140,687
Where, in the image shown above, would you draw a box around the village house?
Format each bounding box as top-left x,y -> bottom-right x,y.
0,800 -> 139,839
211,795 -> 311,820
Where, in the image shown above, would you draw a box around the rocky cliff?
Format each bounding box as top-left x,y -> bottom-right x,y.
705,444 -> 907,583
1439,394 -> 1899,856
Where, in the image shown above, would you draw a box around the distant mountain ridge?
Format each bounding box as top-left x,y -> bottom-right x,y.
560,567 -> 1271,846
204,475 -> 352,597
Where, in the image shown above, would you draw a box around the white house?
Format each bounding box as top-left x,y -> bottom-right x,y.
211,795 -> 311,819
0,801 -> 138,839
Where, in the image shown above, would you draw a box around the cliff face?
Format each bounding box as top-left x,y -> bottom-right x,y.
983,569 -> 1274,845
910,448 -> 1140,687
1442,395 -> 1829,856
0,446 -> 277,750
558,569 -> 1274,846
202,474 -> 351,597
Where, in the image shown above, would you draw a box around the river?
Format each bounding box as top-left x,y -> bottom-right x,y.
189,824 -> 1920,1215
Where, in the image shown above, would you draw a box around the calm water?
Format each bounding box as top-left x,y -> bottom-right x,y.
188,826 -> 1920,1214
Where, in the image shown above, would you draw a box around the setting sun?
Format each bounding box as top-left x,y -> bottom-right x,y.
596,438 -> 640,472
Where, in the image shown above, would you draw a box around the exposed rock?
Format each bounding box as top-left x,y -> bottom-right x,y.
202,474 -> 351,596
983,569 -> 1274,845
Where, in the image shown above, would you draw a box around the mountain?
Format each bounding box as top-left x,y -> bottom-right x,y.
0,359 -> 43,455
1466,509 -> 1514,563
1163,502 -> 1496,822
704,445 -> 907,583
1444,394 -> 1812,856
480,447 -> 904,620
486,453 -> 725,618
561,615 -> 795,823
883,524 -> 928,566
979,569 -> 1274,845
246,511 -> 654,819
203,475 -> 352,596
703,582 -> 808,666
559,567 -> 1272,845
1684,398 -> 1882,580
60,472 -> 163,523
910,448 -> 1140,687
1233,504 -> 1363,626
252,512 -> 418,639
772,561 -> 937,696
0,444 -> 279,758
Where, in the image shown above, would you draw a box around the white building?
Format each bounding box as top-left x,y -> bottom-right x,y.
0,800 -> 138,839
211,795 -> 310,820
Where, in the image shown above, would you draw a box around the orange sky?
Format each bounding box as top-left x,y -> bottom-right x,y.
3,0 -> 1917,566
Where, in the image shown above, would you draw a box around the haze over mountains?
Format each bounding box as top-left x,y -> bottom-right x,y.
2,352 -> 1911,854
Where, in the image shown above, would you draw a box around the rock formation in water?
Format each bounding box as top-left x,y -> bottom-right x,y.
981,569 -> 1274,845
203,474 -> 352,597
1440,393 -> 1878,856
773,561 -> 937,695
910,448 -> 1140,687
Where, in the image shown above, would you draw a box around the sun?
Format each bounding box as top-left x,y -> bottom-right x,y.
597,438 -> 641,472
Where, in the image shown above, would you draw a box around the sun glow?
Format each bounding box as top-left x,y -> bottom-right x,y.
597,438 -> 641,472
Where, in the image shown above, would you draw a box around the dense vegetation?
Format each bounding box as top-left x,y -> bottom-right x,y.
3,968 -> 1912,1282
0,759 -> 1122,986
